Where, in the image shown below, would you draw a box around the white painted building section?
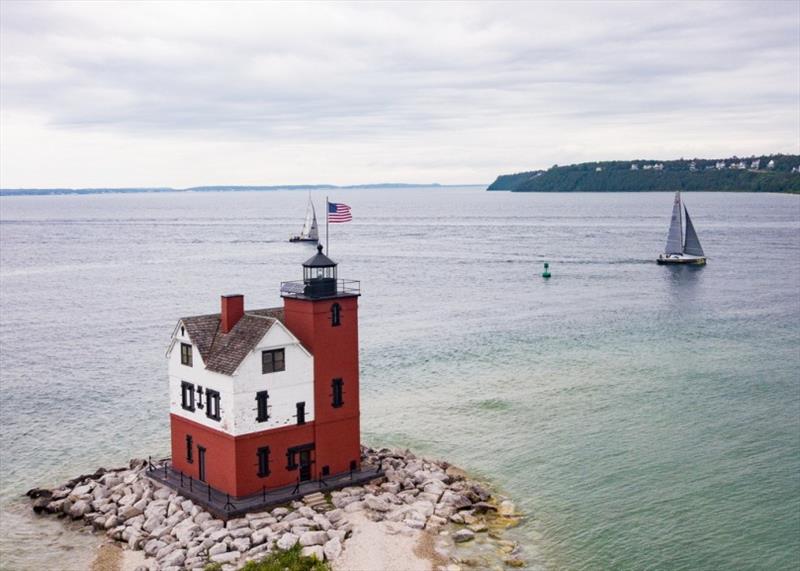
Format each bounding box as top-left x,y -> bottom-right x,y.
166,318 -> 314,437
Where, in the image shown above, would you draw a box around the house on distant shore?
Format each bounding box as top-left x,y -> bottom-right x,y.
751,159 -> 761,170
630,164 -> 639,170
767,160 -> 776,169
716,161 -> 726,170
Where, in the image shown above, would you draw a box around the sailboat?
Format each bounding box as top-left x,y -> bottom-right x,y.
657,191 -> 706,265
289,195 -> 320,243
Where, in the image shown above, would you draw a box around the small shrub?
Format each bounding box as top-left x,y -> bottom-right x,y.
203,563 -> 223,571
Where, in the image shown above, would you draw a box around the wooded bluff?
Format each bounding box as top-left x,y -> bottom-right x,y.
488,155 -> 800,193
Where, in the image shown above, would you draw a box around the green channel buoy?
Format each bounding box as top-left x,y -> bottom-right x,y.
542,262 -> 551,278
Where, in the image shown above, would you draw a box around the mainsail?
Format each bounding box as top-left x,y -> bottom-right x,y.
664,191 -> 683,255
683,205 -> 704,256
300,197 -> 319,240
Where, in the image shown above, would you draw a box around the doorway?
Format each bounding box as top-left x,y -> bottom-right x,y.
299,450 -> 312,481
198,446 -> 206,482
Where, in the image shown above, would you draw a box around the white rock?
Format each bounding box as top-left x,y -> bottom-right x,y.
249,517 -> 274,530
299,531 -> 328,546
364,496 -> 390,512
69,499 -> 91,519
155,541 -> 179,560
118,505 -> 143,520
298,506 -> 316,518
143,538 -> 166,556
323,537 -> 342,561
230,527 -> 253,539
344,501 -> 363,513
499,500 -> 516,516
381,482 -> 401,494
232,537 -> 251,552
326,509 -> 344,524
312,514 -> 331,531
210,550 -> 240,564
453,529 -> 475,543
226,517 -> 249,530
276,532 -> 298,550
209,529 -> 229,542
301,545 -> 324,561
326,529 -> 346,542
161,548 -> 186,567
411,500 -> 434,518
142,515 -> 163,533
208,542 -> 228,556
271,507 -> 289,518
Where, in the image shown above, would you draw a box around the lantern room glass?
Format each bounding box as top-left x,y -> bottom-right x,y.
304,265 -> 337,281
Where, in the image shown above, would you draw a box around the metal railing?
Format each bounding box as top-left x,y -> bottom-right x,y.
279,279 -> 360,298
146,456 -> 381,518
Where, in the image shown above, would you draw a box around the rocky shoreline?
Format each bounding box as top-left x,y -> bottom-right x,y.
27,447 -> 525,570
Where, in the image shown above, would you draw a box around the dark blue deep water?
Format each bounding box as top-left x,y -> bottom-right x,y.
1,188 -> 798,570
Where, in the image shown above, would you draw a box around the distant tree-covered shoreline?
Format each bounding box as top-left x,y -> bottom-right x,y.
488,154 -> 800,193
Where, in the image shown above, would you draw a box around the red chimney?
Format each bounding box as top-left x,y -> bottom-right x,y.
220,294 -> 244,333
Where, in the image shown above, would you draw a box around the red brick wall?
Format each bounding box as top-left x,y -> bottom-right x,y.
170,414 -> 317,497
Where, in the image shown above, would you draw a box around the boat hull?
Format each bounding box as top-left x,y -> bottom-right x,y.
289,237 -> 318,243
657,254 -> 706,265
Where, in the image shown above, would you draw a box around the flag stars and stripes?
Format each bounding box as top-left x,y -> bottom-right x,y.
327,202 -> 352,223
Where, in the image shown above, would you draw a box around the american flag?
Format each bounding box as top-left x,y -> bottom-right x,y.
327,202 -> 352,223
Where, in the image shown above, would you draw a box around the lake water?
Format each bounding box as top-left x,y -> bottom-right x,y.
0,188 -> 798,570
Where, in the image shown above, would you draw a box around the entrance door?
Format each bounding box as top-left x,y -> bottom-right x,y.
198,446 -> 206,482
299,450 -> 312,481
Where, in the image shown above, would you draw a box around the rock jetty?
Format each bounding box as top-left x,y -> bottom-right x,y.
27,447 -> 524,570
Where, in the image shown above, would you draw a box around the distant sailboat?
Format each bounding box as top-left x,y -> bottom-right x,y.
289,195 -> 319,243
657,191 -> 706,265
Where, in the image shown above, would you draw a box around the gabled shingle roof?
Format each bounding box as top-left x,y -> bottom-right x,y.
180,307 -> 287,376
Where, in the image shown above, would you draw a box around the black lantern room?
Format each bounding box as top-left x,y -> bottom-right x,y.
302,244 -> 338,298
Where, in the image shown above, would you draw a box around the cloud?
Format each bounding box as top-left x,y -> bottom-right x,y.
1,0 -> 798,187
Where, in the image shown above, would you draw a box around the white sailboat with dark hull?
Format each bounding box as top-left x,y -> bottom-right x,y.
657,191 -> 706,265
289,195 -> 320,243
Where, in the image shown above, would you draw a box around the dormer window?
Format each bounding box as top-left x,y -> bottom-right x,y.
331,303 -> 341,327
262,349 -> 285,374
180,343 -> 192,367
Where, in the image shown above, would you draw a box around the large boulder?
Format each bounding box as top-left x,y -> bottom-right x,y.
68,499 -> 91,519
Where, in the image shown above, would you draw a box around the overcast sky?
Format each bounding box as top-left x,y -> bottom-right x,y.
1,1 -> 798,188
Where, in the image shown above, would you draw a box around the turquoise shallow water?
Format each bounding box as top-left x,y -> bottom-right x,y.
0,189 -> 798,570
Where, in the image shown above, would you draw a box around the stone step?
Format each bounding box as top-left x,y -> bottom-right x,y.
303,492 -> 327,508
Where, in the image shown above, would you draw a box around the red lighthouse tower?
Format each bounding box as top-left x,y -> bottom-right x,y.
162,246 -> 366,512
282,245 -> 361,480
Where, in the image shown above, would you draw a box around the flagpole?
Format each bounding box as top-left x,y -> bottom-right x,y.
326,196 -> 329,255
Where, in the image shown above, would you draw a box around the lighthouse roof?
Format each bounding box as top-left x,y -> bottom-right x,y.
179,307 -> 288,375
303,244 -> 336,268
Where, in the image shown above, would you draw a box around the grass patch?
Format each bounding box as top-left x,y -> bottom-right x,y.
227,544 -> 330,571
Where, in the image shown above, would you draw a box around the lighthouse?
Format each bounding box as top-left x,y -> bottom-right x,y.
163,246 -> 363,505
